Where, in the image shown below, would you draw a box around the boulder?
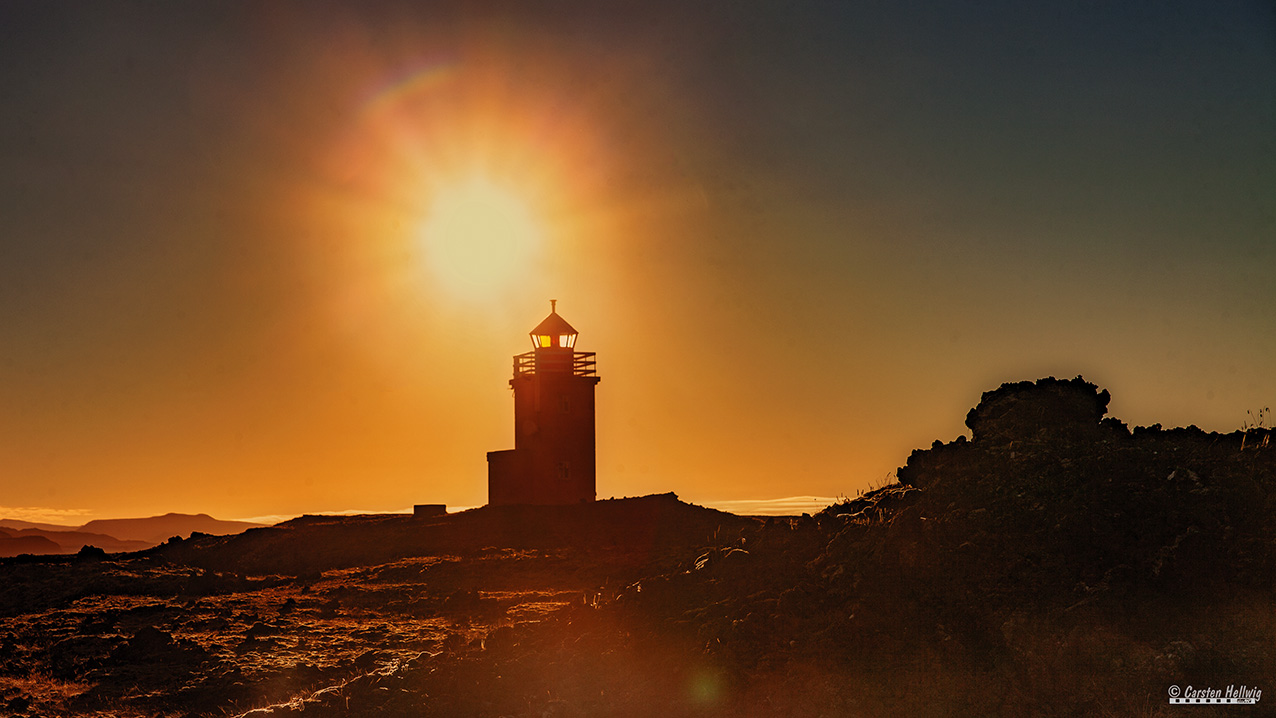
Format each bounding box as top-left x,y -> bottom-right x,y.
965,376 -> 1109,445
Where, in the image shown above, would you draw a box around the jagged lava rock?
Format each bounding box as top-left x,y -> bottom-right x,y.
964,375 -> 1110,445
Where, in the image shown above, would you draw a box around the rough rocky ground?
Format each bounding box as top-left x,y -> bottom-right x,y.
2,377 -> 1273,717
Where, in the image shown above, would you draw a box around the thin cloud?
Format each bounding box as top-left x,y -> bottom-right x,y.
0,506 -> 95,525
699,496 -> 839,516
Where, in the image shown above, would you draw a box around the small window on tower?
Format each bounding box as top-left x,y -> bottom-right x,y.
557,462 -> 571,479
538,334 -> 553,348
559,396 -> 571,413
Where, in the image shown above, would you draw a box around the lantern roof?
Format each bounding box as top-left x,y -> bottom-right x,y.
530,300 -> 577,337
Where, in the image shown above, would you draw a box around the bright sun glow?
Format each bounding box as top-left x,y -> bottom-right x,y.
419,178 -> 542,298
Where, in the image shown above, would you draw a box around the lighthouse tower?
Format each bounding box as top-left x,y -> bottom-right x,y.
487,301 -> 600,505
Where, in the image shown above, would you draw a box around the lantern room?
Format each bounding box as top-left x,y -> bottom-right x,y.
530,300 -> 577,349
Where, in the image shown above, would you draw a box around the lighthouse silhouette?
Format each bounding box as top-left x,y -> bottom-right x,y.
487,301 -> 600,505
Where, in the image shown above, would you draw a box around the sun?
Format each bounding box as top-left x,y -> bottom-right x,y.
418,177 -> 543,299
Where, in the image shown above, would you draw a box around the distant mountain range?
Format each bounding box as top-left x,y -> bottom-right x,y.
0,518 -> 83,532
0,513 -> 268,558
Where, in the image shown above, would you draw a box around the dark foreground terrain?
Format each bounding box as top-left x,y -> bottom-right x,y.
2,377 -> 1273,717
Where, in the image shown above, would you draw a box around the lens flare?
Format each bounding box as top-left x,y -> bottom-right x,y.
360,62 -> 458,121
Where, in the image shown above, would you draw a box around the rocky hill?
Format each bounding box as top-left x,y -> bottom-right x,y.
0,514 -> 267,557
0,527 -> 152,557
0,533 -> 61,557
79,513 -> 267,545
0,377 -> 1271,717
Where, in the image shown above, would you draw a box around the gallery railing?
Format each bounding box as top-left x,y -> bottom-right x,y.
513,351 -> 597,377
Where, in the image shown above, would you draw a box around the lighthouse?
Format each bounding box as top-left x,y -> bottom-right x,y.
487,301 -> 600,505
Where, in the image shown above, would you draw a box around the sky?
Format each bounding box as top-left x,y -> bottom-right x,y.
1,0 -> 1273,523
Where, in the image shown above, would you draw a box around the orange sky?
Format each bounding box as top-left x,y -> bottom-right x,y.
1,2 -> 1273,522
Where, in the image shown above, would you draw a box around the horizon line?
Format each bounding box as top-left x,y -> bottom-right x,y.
3,496 -> 843,528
